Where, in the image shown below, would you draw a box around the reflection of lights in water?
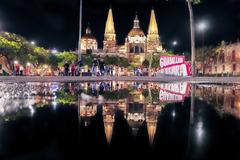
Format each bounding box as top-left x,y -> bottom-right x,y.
172,110 -> 176,118
98,95 -> 104,104
0,83 -> 57,116
140,94 -> 144,101
52,101 -> 57,107
28,105 -> 35,116
52,101 -> 57,110
196,121 -> 204,142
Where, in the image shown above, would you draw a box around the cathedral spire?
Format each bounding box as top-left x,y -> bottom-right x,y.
133,12 -> 140,29
103,7 -> 116,53
105,7 -> 115,35
148,9 -> 159,35
86,22 -> 91,35
147,8 -> 163,53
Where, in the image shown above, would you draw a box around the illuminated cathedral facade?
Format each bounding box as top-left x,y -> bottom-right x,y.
81,7 -> 164,63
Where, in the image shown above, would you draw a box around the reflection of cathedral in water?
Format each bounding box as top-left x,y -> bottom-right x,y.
78,82 -> 189,144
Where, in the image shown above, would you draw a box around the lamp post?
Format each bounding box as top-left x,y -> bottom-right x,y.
197,21 -> 208,75
197,21 -> 208,47
78,0 -> 83,61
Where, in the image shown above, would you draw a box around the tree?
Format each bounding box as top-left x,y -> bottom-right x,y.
33,47 -> 50,65
56,90 -> 77,104
56,51 -> 77,67
48,54 -> 59,69
0,32 -> 25,69
0,32 -> 51,69
196,46 -> 216,62
104,56 -> 130,67
186,0 -> 202,77
82,54 -> 95,66
142,59 -> 149,68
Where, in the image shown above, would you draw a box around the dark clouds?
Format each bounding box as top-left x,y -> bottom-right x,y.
0,0 -> 239,52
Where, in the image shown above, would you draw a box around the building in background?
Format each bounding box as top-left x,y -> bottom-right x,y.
197,42 -> 240,76
81,24 -> 98,54
80,7 -> 164,64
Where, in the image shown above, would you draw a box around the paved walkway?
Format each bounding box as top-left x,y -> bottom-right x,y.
0,76 -> 239,83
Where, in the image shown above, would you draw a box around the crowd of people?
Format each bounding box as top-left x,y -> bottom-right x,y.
9,58 -> 151,77
60,58 -> 120,77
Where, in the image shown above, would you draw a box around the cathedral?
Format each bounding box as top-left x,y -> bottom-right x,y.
81,7 -> 164,64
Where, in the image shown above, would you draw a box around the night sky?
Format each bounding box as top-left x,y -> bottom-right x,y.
0,0 -> 239,53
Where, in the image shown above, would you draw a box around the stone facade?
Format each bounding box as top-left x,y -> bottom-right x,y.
80,25 -> 98,54
199,42 -> 240,76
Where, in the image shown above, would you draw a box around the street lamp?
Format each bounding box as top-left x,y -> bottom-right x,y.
78,0 -> 83,61
197,21 -> 207,32
31,41 -> 36,45
197,21 -> 208,47
172,40 -> 178,53
52,49 -> 58,54
172,40 -> 178,46
197,21 -> 208,75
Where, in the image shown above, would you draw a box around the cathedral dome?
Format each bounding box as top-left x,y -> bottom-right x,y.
128,28 -> 145,37
128,13 -> 145,37
82,34 -> 96,40
82,25 -> 96,40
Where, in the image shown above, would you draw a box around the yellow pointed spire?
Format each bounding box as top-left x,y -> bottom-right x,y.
148,9 -> 159,35
104,115 -> 114,144
105,8 -> 115,34
103,7 -> 116,53
147,9 -> 163,53
147,121 -> 157,145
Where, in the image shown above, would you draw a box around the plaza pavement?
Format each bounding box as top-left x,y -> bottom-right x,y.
0,76 -> 239,84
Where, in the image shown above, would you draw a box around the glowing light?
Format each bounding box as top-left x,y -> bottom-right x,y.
172,110 -> 176,118
14,60 -> 19,65
43,65 -> 48,69
52,49 -> 58,54
31,41 -> 35,45
172,41 -> 178,46
197,21 -> 208,32
26,62 -> 31,66
29,105 -> 35,116
52,101 -> 57,110
196,121 -> 204,142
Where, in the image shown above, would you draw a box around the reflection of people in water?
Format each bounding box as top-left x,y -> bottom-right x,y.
99,82 -> 105,95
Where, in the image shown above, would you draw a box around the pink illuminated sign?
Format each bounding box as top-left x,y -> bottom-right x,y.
159,83 -> 190,102
158,55 -> 191,76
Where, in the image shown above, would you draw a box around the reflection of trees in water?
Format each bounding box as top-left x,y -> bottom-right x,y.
103,89 -> 130,100
56,90 -> 77,105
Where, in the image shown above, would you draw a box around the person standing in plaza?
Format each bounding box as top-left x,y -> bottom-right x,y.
64,63 -> 70,76
71,62 -> 76,76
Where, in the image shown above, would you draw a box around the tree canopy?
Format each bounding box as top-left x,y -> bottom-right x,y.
0,32 -> 51,68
